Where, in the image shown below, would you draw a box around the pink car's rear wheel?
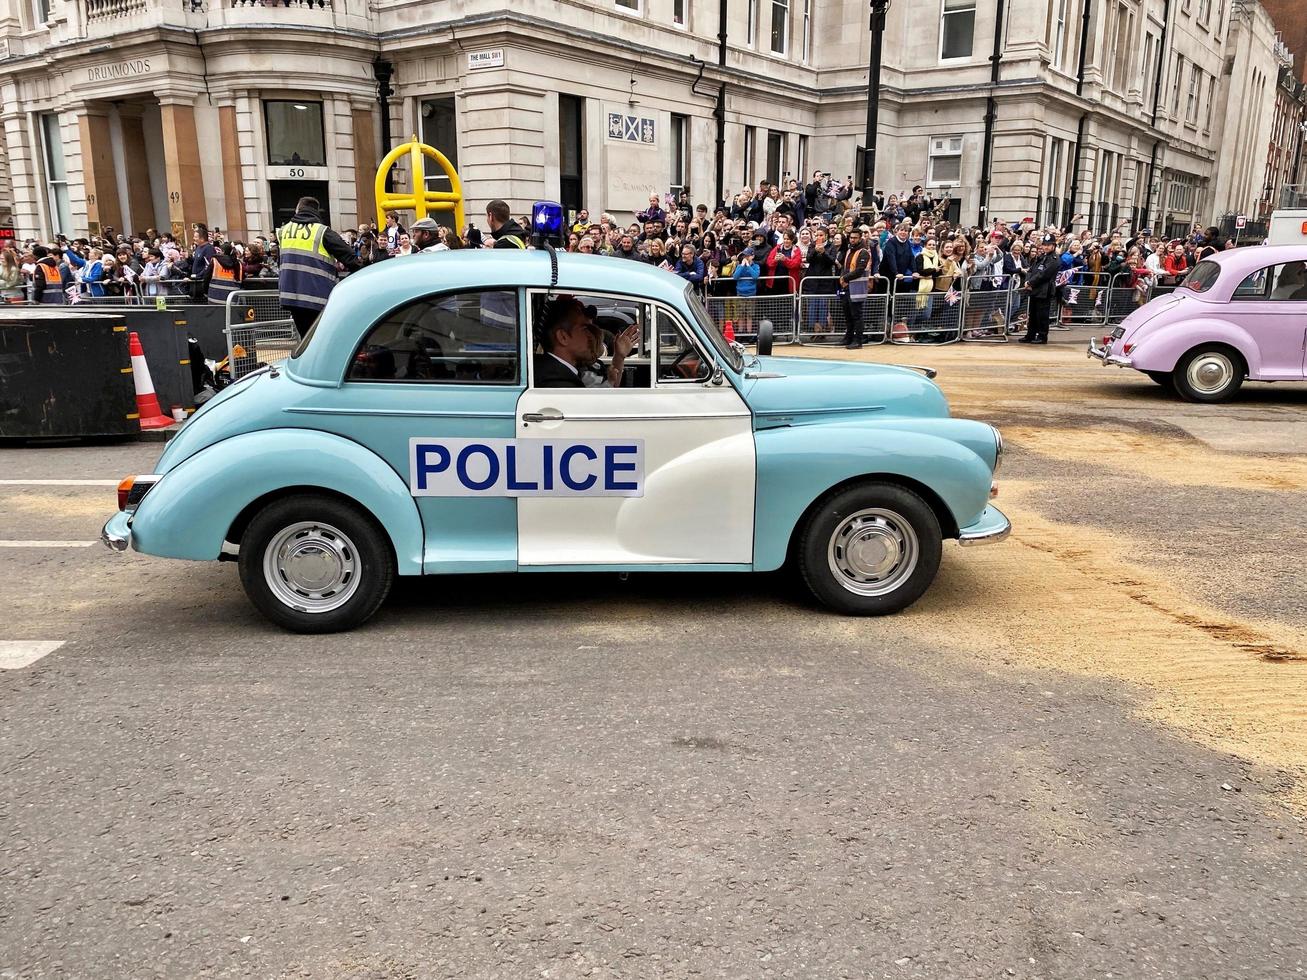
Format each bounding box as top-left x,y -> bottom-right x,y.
1173,345 -> 1245,403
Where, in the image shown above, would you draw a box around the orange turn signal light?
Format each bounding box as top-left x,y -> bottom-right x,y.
117,476 -> 135,511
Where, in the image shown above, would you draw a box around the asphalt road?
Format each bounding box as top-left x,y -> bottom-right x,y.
2,337 -> 1306,979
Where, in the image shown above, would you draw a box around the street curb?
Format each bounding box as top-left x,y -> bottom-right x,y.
135,427 -> 178,443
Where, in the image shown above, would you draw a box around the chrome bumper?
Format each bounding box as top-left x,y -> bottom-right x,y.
101,515 -> 132,552
1087,339 -> 1132,368
957,506 -> 1011,547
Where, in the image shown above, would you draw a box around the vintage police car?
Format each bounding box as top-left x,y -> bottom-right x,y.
102,251 -> 1009,633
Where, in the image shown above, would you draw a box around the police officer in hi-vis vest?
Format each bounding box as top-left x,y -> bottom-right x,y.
277,196 -> 362,333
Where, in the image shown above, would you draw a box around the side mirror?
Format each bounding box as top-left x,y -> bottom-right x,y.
710,363 -> 725,385
756,319 -> 774,356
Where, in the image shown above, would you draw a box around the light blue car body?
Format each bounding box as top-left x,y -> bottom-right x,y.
106,251 -> 1008,574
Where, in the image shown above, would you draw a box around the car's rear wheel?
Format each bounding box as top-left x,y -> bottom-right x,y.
1173,345 -> 1245,403
238,494 -> 394,633
798,482 -> 942,615
1145,370 -> 1175,391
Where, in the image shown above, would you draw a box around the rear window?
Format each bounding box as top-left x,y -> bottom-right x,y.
1180,260 -> 1220,294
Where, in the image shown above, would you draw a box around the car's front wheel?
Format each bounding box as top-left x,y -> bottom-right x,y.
798,482 -> 942,616
238,494 -> 394,633
1173,345 -> 1245,403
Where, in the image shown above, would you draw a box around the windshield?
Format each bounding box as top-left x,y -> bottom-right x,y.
1180,260 -> 1221,294
684,286 -> 744,373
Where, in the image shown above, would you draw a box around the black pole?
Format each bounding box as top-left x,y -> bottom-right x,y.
977,0 -> 1006,226
861,0 -> 889,208
373,57 -> 395,194
716,0 -> 728,210
1065,0 -> 1092,230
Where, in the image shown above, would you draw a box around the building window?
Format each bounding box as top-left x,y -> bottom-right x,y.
801,0 -> 811,62
1196,0 -> 1212,25
797,134 -> 808,184
29,0 -> 49,26
928,135 -> 963,185
615,0 -> 640,10
420,97 -> 459,223
264,101 -> 326,167
743,126 -> 756,187
770,0 -> 789,54
746,0 -> 758,46
766,131 -> 784,186
1169,55 -> 1184,115
1203,73 -> 1215,133
559,95 -> 584,221
38,113 -> 71,236
940,0 -> 976,60
1185,63 -> 1200,124
671,113 -> 690,196
1049,0 -> 1070,69
673,0 -> 685,24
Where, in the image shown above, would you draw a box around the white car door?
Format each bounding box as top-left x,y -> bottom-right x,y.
515,299 -> 756,566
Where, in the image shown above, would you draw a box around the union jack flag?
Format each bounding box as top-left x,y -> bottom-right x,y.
1065,288 -> 1080,306
1055,268 -> 1075,287
944,288 -> 961,306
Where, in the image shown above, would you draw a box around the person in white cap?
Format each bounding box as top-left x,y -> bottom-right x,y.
409,218 -> 445,253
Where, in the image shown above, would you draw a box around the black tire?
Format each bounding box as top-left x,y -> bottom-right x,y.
238,493 -> 394,633
756,319 -> 774,356
1172,344 -> 1245,403
1145,370 -> 1175,391
798,482 -> 942,616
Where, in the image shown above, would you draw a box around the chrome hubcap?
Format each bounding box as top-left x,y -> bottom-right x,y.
827,508 -> 919,596
263,521 -> 360,613
1187,353 -> 1234,394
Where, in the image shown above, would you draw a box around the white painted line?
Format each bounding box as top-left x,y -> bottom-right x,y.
0,540 -> 97,548
0,479 -> 119,486
0,641 -> 65,670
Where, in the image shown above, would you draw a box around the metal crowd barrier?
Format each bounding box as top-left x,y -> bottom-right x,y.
704,274 -> 797,345
225,289 -> 298,379
889,283 -> 962,345
795,276 -> 889,345
955,274 -> 1012,343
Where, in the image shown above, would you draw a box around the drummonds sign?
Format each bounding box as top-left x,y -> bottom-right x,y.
87,59 -> 152,84
410,438 -> 644,497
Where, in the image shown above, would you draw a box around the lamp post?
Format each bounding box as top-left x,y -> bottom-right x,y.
861,0 -> 890,215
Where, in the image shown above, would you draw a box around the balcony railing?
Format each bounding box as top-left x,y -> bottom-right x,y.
85,0 -> 147,19
228,0 -> 332,8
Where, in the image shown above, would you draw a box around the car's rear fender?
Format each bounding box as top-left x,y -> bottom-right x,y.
128,428 -> 424,574
1128,318 -> 1261,375
753,423 -> 993,571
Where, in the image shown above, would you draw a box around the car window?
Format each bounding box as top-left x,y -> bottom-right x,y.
656,308 -> 712,384
1268,263 -> 1307,301
1180,260 -> 1220,294
348,289 -> 519,384
528,292 -> 653,389
1232,266 -> 1273,300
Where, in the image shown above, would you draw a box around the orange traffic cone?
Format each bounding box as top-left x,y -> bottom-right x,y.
723,319 -> 735,343
128,332 -> 174,430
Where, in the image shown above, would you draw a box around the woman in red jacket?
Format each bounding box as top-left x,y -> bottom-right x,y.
764,229 -> 803,295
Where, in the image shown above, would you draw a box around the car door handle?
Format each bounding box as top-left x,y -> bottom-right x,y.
522,410 -> 565,423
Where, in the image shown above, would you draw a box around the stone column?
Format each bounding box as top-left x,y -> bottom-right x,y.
76,103 -> 122,236
118,106 -> 156,234
351,100 -> 378,229
157,95 -> 206,238
217,104 -> 246,241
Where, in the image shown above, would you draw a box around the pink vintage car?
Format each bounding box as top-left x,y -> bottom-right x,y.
1088,244 -> 1307,402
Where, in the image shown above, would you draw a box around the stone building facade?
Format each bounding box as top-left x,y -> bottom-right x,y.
0,0 -> 1298,241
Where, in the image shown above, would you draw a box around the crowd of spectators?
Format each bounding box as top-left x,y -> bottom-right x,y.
3,168 -> 1237,328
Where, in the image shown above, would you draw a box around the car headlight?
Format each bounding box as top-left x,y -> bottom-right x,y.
991,426 -> 1004,476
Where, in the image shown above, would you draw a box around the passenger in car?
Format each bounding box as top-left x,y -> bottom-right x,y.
580,316 -> 640,388
532,296 -> 591,388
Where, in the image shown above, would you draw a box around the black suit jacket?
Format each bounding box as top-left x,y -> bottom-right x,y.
533,353 -> 585,388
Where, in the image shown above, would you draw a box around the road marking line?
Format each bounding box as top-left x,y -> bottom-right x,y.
0,480 -> 119,486
0,540 -> 97,548
0,641 -> 65,670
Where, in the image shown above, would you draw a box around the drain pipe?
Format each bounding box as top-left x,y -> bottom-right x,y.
977,0 -> 1007,225
715,0 -> 728,210
1065,0 -> 1093,230
1143,0 -> 1173,231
